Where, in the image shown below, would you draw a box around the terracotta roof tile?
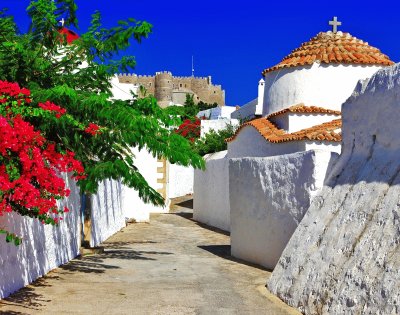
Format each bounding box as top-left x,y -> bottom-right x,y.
266,104 -> 341,118
226,117 -> 342,144
262,31 -> 394,76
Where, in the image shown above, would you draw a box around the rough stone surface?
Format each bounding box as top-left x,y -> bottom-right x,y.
229,150 -> 336,270
0,198 -> 299,315
268,64 -> 400,314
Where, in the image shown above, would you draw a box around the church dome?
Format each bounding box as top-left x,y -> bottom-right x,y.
260,28 -> 394,116
262,31 -> 394,76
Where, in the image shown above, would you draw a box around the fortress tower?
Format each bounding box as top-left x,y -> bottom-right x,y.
155,71 -> 174,108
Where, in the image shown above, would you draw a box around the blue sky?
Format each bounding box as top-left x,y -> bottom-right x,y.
3,1 -> 400,105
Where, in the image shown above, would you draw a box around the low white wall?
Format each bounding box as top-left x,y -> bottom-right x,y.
90,179 -> 126,247
193,151 -> 230,232
0,174 -> 81,299
168,164 -> 194,199
229,150 -> 338,269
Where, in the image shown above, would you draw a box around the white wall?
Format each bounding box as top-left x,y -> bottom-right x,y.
229,150 -> 338,269
231,98 -> 257,121
305,141 -> 341,155
122,148 -> 167,223
276,113 -> 340,133
262,63 -> 382,116
0,174 -> 81,299
168,164 -> 194,199
110,75 -> 138,101
197,106 -> 237,120
90,179 -> 126,247
227,127 -> 305,159
193,151 -> 230,232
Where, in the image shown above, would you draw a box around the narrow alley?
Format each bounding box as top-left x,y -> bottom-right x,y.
0,199 -> 299,315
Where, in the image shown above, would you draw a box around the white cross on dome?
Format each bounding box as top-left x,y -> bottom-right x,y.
329,16 -> 342,33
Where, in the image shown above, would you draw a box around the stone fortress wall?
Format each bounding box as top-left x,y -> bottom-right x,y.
118,71 -> 225,108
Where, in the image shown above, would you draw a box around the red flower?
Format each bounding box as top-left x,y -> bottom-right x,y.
39,101 -> 67,118
84,123 -> 101,136
0,81 -> 86,226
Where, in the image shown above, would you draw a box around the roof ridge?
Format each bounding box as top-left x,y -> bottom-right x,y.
266,104 -> 341,118
226,117 -> 342,144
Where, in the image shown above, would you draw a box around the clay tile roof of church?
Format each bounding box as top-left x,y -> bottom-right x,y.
226,118 -> 342,143
262,31 -> 394,76
266,104 -> 341,118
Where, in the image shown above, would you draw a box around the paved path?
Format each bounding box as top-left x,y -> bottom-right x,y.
0,199 -> 300,315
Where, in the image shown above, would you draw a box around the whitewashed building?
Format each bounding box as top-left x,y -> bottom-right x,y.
194,20 -> 394,269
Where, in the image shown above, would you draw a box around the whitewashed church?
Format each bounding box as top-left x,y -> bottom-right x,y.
194,17 -> 394,269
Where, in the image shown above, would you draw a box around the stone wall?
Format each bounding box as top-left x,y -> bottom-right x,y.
118,72 -> 225,105
268,64 -> 400,314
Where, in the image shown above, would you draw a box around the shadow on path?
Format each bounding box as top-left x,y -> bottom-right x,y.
60,249 -> 173,275
199,245 -> 268,271
0,276 -> 56,313
174,198 -> 193,209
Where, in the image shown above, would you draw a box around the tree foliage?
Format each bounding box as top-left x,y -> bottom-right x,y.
0,0 -> 204,207
191,123 -> 237,156
165,94 -> 220,121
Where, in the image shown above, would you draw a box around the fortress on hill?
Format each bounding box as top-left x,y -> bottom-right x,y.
118,71 -> 225,108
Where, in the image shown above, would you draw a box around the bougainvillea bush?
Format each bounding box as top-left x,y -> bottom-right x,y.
175,118 -> 202,142
0,81 -> 87,244
0,0 -> 203,210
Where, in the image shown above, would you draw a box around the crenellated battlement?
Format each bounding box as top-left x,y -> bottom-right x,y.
117,71 -> 225,105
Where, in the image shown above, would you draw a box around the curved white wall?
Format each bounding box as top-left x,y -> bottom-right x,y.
262,63 -> 382,116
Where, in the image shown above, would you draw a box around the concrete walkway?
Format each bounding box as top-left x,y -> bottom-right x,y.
0,198 -> 300,315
